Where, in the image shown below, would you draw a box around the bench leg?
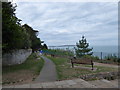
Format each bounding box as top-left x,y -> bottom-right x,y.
91,63 -> 94,70
72,62 -> 74,68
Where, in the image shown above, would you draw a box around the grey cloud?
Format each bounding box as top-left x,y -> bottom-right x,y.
15,2 -> 118,46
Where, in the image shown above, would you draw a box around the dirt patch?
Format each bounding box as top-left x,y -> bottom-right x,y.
94,62 -> 119,68
2,70 -> 37,86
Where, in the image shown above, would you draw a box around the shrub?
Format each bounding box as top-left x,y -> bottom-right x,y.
105,54 -> 118,63
82,55 -> 99,60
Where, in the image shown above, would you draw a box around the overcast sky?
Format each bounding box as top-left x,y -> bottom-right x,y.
15,2 -> 118,46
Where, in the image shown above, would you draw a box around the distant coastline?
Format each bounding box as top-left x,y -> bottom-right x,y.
48,45 -> 118,53
48,45 -> 118,58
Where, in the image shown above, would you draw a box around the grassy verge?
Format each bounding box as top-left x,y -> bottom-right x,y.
46,56 -> 118,81
3,53 -> 44,74
97,60 -> 119,65
2,53 -> 44,85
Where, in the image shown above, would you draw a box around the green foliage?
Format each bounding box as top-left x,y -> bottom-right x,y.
118,58 -> 120,63
43,49 -> 74,57
75,36 -> 93,57
2,2 -> 44,53
47,56 -> 117,80
2,2 -> 30,53
82,55 -> 99,60
22,30 -> 31,49
104,54 -> 119,63
3,53 -> 44,74
22,24 -> 42,52
43,43 -> 48,49
3,2 -> 19,51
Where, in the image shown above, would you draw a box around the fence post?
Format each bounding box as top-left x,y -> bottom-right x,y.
101,52 -> 102,60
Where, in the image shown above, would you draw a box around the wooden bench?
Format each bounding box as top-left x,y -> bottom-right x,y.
70,57 -> 94,70
51,54 -> 55,57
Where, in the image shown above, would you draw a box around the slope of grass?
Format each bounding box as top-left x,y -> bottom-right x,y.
3,53 -> 44,75
47,56 -> 118,80
2,53 -> 45,85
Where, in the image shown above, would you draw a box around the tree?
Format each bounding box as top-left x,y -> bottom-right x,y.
2,2 -> 45,53
2,2 -> 30,53
22,24 -> 42,52
2,2 -> 38,53
75,36 -> 93,57
43,43 -> 48,49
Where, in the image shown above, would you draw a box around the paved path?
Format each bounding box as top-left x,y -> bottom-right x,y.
34,56 -> 57,83
3,78 -> 119,88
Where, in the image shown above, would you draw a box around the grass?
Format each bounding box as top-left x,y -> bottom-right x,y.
98,60 -> 119,65
92,58 -> 119,65
2,53 -> 45,85
46,56 -> 118,81
43,49 -> 74,58
3,53 -> 44,75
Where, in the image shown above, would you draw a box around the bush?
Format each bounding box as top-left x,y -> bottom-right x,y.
82,55 -> 99,60
43,49 -> 74,57
104,54 -> 119,63
2,2 -> 43,53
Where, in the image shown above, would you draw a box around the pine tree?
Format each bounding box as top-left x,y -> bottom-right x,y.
75,36 -> 93,57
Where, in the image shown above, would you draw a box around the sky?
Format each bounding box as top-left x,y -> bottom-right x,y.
15,2 -> 118,46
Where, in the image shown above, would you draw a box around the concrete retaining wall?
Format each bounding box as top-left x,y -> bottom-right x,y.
2,49 -> 32,66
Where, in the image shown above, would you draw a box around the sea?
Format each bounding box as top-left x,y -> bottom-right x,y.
48,45 -> 118,59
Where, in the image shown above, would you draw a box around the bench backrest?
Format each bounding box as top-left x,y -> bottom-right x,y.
71,58 -> 93,65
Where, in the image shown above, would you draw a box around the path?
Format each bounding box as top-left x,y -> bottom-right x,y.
3,78 -> 119,88
34,56 -> 57,83
3,58 -> 119,88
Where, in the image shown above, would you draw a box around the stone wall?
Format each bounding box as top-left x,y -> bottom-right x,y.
2,49 -> 32,66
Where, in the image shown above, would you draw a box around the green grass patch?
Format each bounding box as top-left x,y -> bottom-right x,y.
93,59 -> 119,65
3,53 -> 44,75
47,56 -> 118,80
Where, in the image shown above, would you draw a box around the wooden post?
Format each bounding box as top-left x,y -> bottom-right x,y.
72,62 -> 74,68
91,60 -> 94,70
71,59 -> 74,68
101,52 -> 102,60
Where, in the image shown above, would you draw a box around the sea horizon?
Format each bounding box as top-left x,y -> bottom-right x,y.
48,45 -> 118,58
